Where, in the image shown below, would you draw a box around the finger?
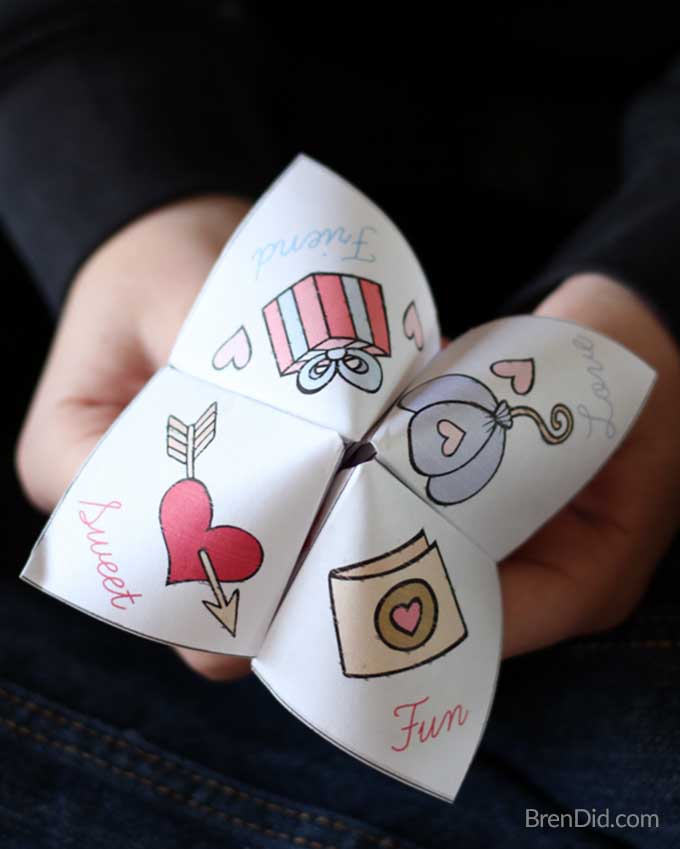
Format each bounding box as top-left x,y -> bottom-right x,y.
15,281 -> 150,511
16,197 -> 247,511
499,503 -> 632,658
499,477 -> 680,659
500,556 -> 598,658
173,647 -> 252,682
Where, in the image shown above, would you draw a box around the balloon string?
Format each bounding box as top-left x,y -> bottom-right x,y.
510,403 -> 574,444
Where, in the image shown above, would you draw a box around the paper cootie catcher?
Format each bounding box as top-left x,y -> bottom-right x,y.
21,155 -> 656,802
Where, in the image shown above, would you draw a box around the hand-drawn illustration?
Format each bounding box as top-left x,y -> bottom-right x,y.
263,273 -> 391,394
159,402 -> 263,636
402,301 -> 424,351
399,374 -> 574,505
490,358 -> 535,395
329,530 -> 467,678
212,326 -> 252,371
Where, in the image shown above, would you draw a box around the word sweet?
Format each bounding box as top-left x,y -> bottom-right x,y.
572,334 -> 617,438
391,696 -> 469,753
78,500 -> 142,610
252,224 -> 376,278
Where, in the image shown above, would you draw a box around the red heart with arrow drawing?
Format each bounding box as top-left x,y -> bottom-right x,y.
160,478 -> 262,584
160,402 -> 263,637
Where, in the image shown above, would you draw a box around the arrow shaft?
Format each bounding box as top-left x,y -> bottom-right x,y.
185,423 -> 195,478
198,549 -> 227,608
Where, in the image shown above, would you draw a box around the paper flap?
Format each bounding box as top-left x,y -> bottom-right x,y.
21,367 -> 344,656
170,155 -> 440,442
373,316 -> 656,561
254,460 -> 501,802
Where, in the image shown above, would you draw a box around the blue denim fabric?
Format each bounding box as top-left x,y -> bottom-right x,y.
1,536 -> 678,848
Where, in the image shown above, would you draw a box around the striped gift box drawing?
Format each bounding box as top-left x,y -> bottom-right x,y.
263,273 -> 392,395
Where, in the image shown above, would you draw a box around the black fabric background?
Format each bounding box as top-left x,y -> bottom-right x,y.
1,2 -> 679,325
1,5 -> 679,625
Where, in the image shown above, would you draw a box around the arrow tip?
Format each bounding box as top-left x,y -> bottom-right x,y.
203,588 -> 240,637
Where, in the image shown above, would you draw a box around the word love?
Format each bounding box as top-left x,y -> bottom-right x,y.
572,334 -> 617,439
78,500 -> 142,611
391,696 -> 469,753
252,224 -> 376,279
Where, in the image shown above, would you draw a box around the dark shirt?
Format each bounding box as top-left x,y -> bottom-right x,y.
0,1 -> 678,340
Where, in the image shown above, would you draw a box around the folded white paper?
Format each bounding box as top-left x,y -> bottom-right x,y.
170,155 -> 440,443
254,460 -> 501,802
22,367 -> 344,656
372,316 -> 655,561
21,155 -> 656,801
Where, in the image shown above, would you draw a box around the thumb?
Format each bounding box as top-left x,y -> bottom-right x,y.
16,195 -> 249,513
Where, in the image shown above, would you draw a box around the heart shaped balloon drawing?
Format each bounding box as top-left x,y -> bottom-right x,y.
160,402 -> 263,636
399,371 -> 574,506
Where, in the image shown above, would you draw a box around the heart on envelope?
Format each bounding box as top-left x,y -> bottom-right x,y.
390,598 -> 422,634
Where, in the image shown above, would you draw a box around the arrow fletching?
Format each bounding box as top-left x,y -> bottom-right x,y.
193,402 -> 217,459
166,402 -> 217,477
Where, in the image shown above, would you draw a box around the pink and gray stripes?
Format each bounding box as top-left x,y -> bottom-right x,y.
263,273 -> 391,375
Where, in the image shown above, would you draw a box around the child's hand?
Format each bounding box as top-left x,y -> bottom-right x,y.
15,195 -> 254,681
501,273 -> 680,657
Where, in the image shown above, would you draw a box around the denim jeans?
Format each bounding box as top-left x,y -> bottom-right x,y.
1,530 -> 678,848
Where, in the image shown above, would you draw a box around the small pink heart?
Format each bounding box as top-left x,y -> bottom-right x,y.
403,301 -> 424,351
490,358 -> 535,395
212,326 -> 252,371
391,599 -> 422,635
437,419 -> 465,456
